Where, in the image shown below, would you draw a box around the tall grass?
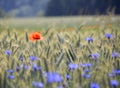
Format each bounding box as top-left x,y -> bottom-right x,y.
0,22 -> 120,88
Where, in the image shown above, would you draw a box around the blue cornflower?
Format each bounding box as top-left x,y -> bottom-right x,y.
83,68 -> 90,72
32,64 -> 41,71
5,50 -> 12,56
29,56 -> 37,61
16,66 -> 20,72
113,69 -> 120,74
108,73 -> 116,77
32,81 -> 44,88
86,63 -> 92,67
68,63 -> 78,71
23,65 -> 29,70
89,53 -> 100,59
82,74 -> 91,79
105,33 -> 113,39
7,74 -> 15,79
56,86 -> 64,88
19,57 -> 24,61
86,37 -> 93,43
7,69 -> 14,73
65,74 -> 71,80
90,82 -> 100,88
110,80 -> 119,87
112,52 -> 120,58
80,63 -> 92,68
79,63 -> 87,68
46,72 -> 63,83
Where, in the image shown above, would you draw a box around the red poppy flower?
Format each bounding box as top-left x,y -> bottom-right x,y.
29,32 -> 43,41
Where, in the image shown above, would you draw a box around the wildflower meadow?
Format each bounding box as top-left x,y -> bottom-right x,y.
0,16 -> 120,88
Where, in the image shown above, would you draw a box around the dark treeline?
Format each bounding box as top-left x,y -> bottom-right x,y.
45,0 -> 120,16
0,0 -> 120,17
0,0 -> 49,17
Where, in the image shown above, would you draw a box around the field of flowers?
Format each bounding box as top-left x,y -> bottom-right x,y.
0,17 -> 120,88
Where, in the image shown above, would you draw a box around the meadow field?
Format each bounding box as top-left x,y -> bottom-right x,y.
0,16 -> 120,88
